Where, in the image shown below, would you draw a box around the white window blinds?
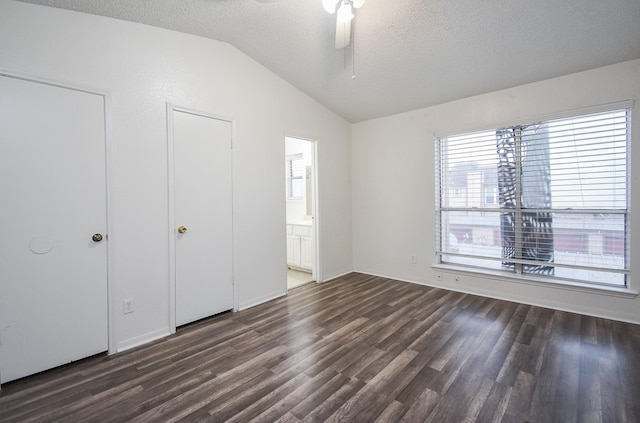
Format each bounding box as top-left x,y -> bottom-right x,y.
286,154 -> 305,199
436,108 -> 630,287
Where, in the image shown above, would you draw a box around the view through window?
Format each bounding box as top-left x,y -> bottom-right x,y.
436,109 -> 629,287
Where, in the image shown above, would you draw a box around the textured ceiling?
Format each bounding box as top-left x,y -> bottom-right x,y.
16,0 -> 640,122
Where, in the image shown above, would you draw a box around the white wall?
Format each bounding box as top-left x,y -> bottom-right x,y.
352,59 -> 640,324
0,0 -> 352,351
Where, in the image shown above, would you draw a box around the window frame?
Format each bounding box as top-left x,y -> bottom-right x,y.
435,105 -> 632,290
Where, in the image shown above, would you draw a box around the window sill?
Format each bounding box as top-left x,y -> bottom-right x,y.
431,263 -> 638,299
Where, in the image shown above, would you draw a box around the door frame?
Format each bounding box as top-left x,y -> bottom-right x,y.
166,104 -> 236,333
284,135 -> 322,285
0,69 -> 115,360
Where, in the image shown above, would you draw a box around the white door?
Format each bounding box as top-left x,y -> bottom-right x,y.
300,235 -> 314,270
0,75 -> 108,384
286,233 -> 301,267
173,109 -> 233,327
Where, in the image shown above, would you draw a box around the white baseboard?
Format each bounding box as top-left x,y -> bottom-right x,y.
116,328 -> 171,353
321,268 -> 355,282
238,291 -> 286,311
354,269 -> 640,326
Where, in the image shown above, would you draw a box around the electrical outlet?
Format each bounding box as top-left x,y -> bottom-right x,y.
410,253 -> 417,264
123,298 -> 134,314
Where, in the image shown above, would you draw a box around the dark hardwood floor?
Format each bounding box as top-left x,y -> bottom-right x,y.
1,272 -> 640,422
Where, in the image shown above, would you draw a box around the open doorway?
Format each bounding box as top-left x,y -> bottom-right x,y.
285,137 -> 317,289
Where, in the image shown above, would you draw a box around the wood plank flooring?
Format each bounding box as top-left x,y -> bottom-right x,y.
1,272 -> 640,422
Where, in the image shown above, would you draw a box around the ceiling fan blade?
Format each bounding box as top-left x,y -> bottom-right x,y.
335,13 -> 351,49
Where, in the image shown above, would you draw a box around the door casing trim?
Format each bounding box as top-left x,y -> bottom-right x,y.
283,135 -> 322,287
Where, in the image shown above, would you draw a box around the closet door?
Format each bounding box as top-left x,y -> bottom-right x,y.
172,109 -> 233,326
0,75 -> 108,383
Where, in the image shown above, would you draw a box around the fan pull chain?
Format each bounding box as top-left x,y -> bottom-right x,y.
351,17 -> 357,79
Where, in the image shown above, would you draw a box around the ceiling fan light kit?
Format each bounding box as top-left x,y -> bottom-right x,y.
322,0 -> 338,13
337,2 -> 354,21
323,0 -> 365,49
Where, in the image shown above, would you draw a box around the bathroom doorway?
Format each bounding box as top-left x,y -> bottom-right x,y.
285,137 -> 318,289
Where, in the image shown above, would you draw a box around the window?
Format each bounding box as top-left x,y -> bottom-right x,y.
484,187 -> 498,205
286,154 -> 304,199
436,108 -> 630,287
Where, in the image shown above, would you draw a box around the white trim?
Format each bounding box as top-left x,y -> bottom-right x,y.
166,104 -> 236,333
312,139 -> 322,283
103,90 -> 116,355
432,264 -> 637,299
434,99 -> 635,139
356,270 -> 640,325
626,106 -> 633,293
284,135 -> 322,284
231,116 -> 239,312
436,253 -> 629,276
166,104 -> 177,333
286,153 -> 303,160
0,68 -> 113,99
322,269 -> 355,282
238,292 -> 287,311
436,105 -> 632,292
439,207 -> 628,214
116,328 -> 171,353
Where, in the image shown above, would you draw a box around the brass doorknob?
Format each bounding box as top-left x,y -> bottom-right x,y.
178,226 -> 187,234
92,233 -> 103,242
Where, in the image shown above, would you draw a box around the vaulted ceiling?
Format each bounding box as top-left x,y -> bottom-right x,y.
18,0 -> 640,122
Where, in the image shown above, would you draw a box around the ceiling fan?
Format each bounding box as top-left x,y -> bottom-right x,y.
322,0 -> 365,49
255,0 -> 365,50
